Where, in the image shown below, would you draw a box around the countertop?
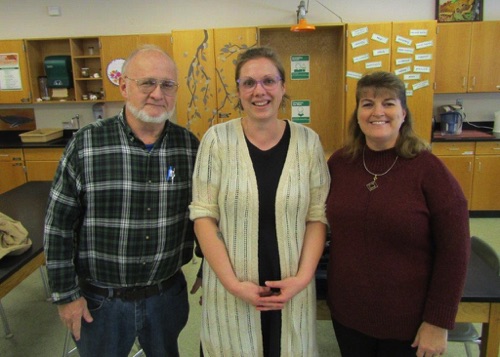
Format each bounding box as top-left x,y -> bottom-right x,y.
0,130 -> 75,149
432,121 -> 500,142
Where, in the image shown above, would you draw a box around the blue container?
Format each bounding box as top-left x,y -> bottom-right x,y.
440,112 -> 463,135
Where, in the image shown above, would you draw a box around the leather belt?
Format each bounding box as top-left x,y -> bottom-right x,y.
80,271 -> 179,301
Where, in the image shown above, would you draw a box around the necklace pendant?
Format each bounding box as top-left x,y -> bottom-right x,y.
366,180 -> 378,191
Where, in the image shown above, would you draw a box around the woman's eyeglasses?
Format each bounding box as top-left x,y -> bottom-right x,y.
236,76 -> 282,92
125,76 -> 179,96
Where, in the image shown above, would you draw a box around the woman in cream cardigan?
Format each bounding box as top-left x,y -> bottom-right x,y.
189,46 -> 330,357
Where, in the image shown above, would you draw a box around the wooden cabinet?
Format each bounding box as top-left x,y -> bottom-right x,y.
391,21 -> 436,143
172,27 -> 258,139
432,142 -> 475,209
435,21 -> 500,93
433,141 -> 500,211
344,22 -> 392,140
470,142 -> 500,211
23,148 -> 63,182
70,37 -> 103,102
0,149 -> 26,194
344,21 -> 436,143
0,40 -> 32,104
99,34 -> 172,102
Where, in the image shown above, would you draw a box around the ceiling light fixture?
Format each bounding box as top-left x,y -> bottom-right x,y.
290,0 -> 316,32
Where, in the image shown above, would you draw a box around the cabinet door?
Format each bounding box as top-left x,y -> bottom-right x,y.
100,35 -> 139,102
345,22 -> 392,139
434,23 -> 471,93
471,155 -> 500,210
0,40 -> 32,104
172,29 -> 218,139
0,162 -> 26,194
213,27 -> 258,124
468,21 -> 500,92
137,34 -> 172,57
391,21 -> 436,143
436,156 -> 474,209
24,148 -> 63,182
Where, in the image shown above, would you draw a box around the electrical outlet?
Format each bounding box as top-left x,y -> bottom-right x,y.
456,98 -> 463,107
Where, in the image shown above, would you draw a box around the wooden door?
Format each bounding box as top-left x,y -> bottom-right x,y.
391,21 -> 436,143
468,21 -> 500,93
259,25 -> 346,155
345,22 -> 392,140
100,35 -> 139,102
0,40 -> 31,104
213,27 -> 258,124
434,23 -> 471,93
172,29 -> 218,139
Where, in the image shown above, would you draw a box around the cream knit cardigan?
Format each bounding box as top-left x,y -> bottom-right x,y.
190,118 -> 330,357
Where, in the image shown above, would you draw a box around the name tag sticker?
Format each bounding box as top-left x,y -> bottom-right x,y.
397,47 -> 415,54
396,58 -> 413,65
346,71 -> 362,79
351,27 -> 368,37
395,66 -> 411,75
414,65 -> 431,73
373,48 -> 390,56
416,40 -> 433,50
353,54 -> 370,63
351,38 -> 369,49
371,33 -> 389,44
404,74 -> 421,80
366,61 -> 382,69
396,35 -> 412,46
413,80 -> 430,90
410,29 -> 428,36
415,54 -> 432,61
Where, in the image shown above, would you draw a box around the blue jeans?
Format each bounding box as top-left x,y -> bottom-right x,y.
75,272 -> 189,357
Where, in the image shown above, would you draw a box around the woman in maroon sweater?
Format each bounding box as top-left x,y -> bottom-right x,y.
326,71 -> 470,357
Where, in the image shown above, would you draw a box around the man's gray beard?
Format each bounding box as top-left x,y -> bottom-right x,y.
127,103 -> 174,124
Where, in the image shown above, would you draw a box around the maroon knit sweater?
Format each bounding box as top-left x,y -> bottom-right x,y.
326,146 -> 470,341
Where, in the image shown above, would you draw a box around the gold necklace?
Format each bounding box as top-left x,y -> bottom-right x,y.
362,146 -> 399,191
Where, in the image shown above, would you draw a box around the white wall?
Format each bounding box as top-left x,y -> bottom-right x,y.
1,0 -> 499,128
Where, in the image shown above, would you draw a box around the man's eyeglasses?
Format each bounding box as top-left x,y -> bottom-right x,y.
236,76 -> 282,92
124,76 -> 179,96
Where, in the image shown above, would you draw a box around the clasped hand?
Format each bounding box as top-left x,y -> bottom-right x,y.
232,276 -> 306,311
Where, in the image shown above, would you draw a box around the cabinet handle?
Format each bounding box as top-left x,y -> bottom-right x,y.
0,154 -> 9,157
447,147 -> 459,151
470,76 -> 476,90
468,162 -> 472,173
496,85 -> 500,90
462,77 -> 466,88
477,161 -> 482,172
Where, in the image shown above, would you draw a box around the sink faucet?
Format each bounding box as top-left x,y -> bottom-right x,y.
72,114 -> 80,129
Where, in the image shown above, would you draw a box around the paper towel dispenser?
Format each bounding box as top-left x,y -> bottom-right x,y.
44,56 -> 73,88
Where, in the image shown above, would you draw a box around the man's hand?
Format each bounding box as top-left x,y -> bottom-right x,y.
57,297 -> 93,341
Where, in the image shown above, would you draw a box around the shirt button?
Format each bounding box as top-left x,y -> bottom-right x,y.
145,236 -> 150,240
147,207 -> 151,211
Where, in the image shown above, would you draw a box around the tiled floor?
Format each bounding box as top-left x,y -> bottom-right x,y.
0,217 -> 498,357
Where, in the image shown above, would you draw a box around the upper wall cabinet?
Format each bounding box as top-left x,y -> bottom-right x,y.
435,21 -> 500,93
344,22 -> 393,139
172,27 -> 258,139
100,34 -> 172,102
343,21 -> 436,143
0,40 -> 32,104
391,21 -> 436,143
